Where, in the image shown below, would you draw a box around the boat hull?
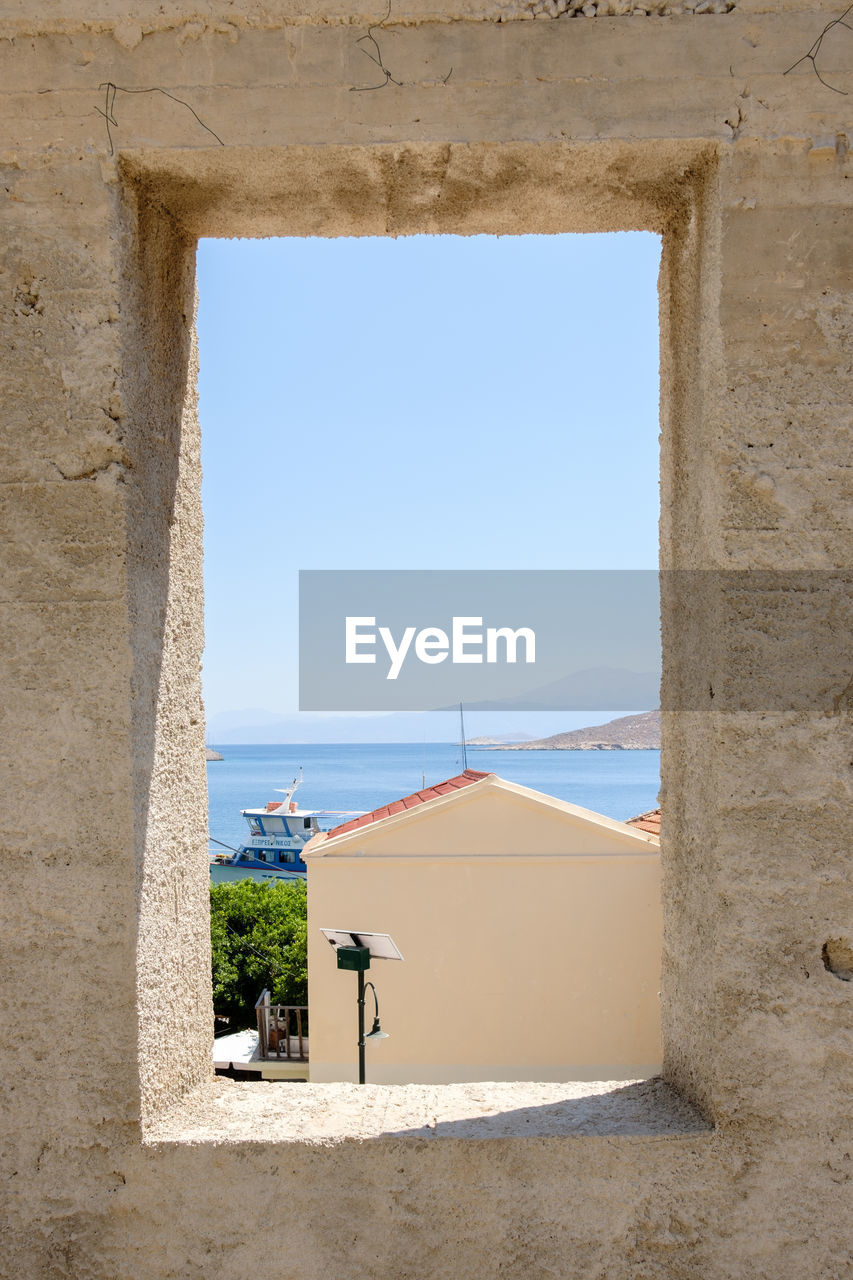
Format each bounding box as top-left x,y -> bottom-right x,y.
209,863 -> 306,886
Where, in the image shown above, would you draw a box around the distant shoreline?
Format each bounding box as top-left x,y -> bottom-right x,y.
203,740 -> 661,750
473,744 -> 660,751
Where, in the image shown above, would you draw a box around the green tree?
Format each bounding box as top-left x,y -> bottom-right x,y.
210,879 -> 307,1026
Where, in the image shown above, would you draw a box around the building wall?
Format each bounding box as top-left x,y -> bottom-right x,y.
1,1 -> 852,1276
306,785 -> 663,1082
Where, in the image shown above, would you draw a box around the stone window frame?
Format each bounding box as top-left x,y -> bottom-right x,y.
121,139 -> 719,1140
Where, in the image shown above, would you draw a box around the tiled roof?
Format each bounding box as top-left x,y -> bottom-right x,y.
627,807 -> 661,837
325,770 -> 493,839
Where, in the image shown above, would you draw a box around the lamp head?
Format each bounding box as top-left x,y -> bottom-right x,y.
365,1015 -> 389,1042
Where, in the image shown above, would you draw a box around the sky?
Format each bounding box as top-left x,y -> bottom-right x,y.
197,232 -> 662,738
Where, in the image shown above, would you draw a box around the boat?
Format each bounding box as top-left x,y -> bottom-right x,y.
210,773 -> 362,885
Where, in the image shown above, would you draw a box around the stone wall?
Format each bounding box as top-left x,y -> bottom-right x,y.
1,1 -> 851,1275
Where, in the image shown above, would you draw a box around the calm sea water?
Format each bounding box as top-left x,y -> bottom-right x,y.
206,743 -> 660,849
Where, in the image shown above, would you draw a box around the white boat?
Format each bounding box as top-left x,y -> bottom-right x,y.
209,774 -> 361,884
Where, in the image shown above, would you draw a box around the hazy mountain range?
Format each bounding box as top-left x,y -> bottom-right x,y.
447,667 -> 660,712
203,708 -> 640,745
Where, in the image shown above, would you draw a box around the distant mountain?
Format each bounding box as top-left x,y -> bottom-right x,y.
449,667 -> 660,712
204,710 -> 462,744
509,709 -> 661,751
206,707 -> 293,731
203,709 -> 635,745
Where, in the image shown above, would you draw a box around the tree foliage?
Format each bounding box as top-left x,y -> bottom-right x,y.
210,879 -> 307,1026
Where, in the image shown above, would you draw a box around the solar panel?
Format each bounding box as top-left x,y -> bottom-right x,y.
319,929 -> 404,961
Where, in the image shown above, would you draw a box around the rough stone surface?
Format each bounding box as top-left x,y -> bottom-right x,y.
1,0 -> 852,1276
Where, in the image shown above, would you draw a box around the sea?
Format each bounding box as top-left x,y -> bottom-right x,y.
206,743 -> 660,849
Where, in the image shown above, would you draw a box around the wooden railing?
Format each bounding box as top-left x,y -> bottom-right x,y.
255,990 -> 308,1062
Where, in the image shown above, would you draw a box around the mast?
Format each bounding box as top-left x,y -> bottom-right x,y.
460,702 -> 468,771
275,768 -> 303,809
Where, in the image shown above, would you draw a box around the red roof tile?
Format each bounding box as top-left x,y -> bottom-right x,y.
325,770 -> 493,839
627,807 -> 661,837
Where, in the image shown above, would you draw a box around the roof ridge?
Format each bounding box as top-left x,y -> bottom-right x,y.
324,769 -> 493,839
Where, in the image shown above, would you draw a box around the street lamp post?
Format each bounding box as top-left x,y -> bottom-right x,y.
321,930 -> 403,1085
334,945 -> 388,1084
335,944 -> 372,1084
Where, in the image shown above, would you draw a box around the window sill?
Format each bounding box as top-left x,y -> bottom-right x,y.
145,1076 -> 711,1147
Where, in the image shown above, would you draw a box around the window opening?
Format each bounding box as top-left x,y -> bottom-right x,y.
199,232 -> 662,1085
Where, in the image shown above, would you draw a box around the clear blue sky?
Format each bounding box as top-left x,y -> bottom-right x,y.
197,232 -> 661,723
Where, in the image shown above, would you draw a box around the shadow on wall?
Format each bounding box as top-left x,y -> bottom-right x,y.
378,1078 -> 711,1141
